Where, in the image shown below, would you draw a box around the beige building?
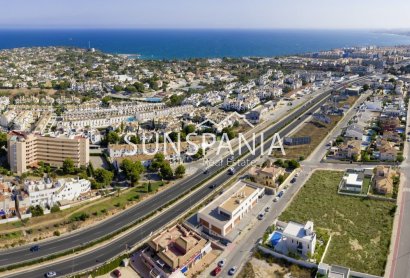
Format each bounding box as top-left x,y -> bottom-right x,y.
248,161 -> 285,187
8,131 -> 89,174
140,224 -> 211,278
374,166 -> 398,195
197,181 -> 263,238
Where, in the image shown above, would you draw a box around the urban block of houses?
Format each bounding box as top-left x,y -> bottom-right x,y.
0,182 -> 30,219
24,177 -> 91,208
139,224 -> 212,278
197,181 -> 263,238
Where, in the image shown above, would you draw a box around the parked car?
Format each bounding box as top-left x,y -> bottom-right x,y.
112,269 -> 121,277
45,271 -> 57,278
209,184 -> 217,189
258,213 -> 264,220
290,177 -> 297,184
273,197 -> 279,202
30,245 -> 40,252
218,259 -> 226,267
228,167 -> 236,175
277,191 -> 284,198
228,266 -> 237,275
212,266 -> 222,276
265,207 -> 270,212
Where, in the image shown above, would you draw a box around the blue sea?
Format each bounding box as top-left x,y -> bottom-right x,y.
0,29 -> 410,60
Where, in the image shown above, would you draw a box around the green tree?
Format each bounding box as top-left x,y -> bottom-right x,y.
50,205 -> 60,213
113,85 -> 123,92
94,169 -> 114,186
277,175 -> 285,185
174,164 -> 186,178
133,82 -> 145,93
193,148 -> 204,159
222,127 -> 237,140
87,163 -> 95,177
129,135 -> 141,144
150,153 -> 165,171
184,124 -> 196,134
287,159 -> 300,170
0,132 -> 7,149
121,159 -> 144,186
125,85 -> 137,93
147,181 -> 153,193
29,205 -> 44,217
101,96 -> 111,107
62,158 -> 75,174
106,131 -> 120,144
160,163 -> 174,180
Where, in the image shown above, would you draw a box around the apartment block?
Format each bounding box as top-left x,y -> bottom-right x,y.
8,131 -> 89,174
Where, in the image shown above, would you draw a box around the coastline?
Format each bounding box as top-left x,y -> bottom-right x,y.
1,29 -> 410,60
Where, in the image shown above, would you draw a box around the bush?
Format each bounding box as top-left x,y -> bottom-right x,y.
50,205 -> 60,213
29,205 -> 44,217
70,212 -> 89,222
53,230 -> 60,236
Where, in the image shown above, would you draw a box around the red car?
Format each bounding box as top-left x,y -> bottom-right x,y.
112,269 -> 121,277
212,266 -> 222,276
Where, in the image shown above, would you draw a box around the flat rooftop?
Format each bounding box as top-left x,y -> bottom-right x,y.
219,184 -> 257,213
151,224 -> 199,251
198,180 -> 260,224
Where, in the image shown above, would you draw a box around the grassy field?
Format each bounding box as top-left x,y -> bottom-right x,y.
272,96 -> 358,160
280,170 -> 395,276
0,181 -> 165,246
272,115 -> 341,159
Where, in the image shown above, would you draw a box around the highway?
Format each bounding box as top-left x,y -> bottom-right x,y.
2,77 -> 367,278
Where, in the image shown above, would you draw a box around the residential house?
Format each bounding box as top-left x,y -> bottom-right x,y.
340,172 -> 364,192
275,221 -> 317,257
373,166 -> 398,195
379,117 -> 400,132
335,140 -> 362,160
345,124 -> 364,140
378,139 -> 398,161
140,224 -> 212,278
248,161 -> 285,187
382,130 -> 402,143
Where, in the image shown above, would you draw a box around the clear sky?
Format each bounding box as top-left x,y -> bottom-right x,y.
1,0 -> 409,30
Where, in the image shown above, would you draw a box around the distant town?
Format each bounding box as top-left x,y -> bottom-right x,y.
0,45 -> 410,278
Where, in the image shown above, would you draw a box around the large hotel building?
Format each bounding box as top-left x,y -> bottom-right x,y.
7,131 -> 89,174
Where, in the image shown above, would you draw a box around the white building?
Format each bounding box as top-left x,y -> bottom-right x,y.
341,172 -> 364,192
276,221 -> 317,257
197,181 -> 263,238
24,178 -> 91,208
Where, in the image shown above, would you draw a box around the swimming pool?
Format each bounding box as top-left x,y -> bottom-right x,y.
270,231 -> 282,247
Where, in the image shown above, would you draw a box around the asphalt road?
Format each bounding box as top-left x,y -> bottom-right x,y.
391,99 -> 410,278
3,77 -> 367,278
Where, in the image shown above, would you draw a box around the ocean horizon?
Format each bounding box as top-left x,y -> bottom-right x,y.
1,29 -> 410,60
